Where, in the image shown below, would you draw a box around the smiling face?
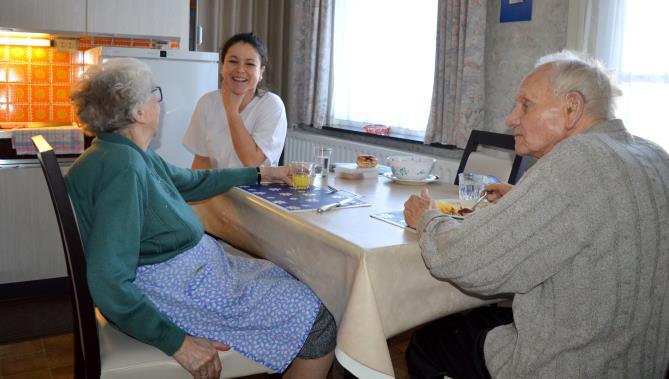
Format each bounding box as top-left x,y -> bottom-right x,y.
506,65 -> 570,159
220,42 -> 265,96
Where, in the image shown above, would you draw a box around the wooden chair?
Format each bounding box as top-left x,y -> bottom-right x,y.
32,135 -> 271,379
454,130 -> 529,185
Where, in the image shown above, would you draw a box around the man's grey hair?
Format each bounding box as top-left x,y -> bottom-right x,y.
70,58 -> 155,135
536,50 -> 622,119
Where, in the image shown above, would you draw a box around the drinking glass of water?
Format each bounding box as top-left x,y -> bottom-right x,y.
458,173 -> 494,205
314,147 -> 333,176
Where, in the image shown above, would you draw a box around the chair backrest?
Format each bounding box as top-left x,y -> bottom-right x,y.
454,130 -> 529,185
32,135 -> 101,379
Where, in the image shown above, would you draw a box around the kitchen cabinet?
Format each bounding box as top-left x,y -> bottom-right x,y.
87,0 -> 189,48
0,0 -> 86,33
0,0 -> 189,50
0,163 -> 68,285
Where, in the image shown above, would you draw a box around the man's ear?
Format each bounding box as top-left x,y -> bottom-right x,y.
564,91 -> 584,129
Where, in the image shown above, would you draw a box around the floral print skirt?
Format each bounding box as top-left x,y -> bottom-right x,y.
133,234 -> 321,372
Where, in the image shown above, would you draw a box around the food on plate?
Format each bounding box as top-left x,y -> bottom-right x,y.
438,200 -> 473,217
356,154 -> 378,168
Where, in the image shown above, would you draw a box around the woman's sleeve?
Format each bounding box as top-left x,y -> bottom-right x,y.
84,168 -> 186,355
153,152 -> 257,201
182,96 -> 209,157
250,94 -> 287,166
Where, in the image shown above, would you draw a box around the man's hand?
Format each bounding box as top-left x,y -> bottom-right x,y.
485,183 -> 514,203
260,166 -> 292,185
404,188 -> 436,229
172,335 -> 230,379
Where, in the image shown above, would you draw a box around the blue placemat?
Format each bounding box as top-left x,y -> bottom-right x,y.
238,183 -> 369,212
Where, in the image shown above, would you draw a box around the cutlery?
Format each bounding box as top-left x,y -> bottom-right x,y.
326,185 -> 339,194
317,195 -> 360,213
471,191 -> 488,211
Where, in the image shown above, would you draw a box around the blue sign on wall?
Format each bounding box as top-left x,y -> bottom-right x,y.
500,0 -> 533,23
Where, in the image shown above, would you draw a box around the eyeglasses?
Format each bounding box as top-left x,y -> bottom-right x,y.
151,86 -> 163,103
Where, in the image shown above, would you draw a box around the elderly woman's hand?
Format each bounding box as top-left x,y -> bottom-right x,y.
404,188 -> 436,229
485,183 -> 514,203
173,335 -> 230,379
259,166 -> 292,186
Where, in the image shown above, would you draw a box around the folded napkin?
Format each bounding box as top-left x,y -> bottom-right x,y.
11,126 -> 84,155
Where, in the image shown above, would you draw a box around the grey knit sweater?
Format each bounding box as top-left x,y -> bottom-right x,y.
418,120 -> 669,378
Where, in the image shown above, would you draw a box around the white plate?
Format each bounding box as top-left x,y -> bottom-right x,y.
382,172 -> 439,185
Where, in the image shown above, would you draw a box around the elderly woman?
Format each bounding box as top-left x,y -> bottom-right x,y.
66,58 -> 335,379
183,32 -> 286,168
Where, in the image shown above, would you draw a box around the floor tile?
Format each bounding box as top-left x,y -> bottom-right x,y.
51,365 -> 74,379
2,368 -> 51,379
43,334 -> 74,368
0,351 -> 48,376
0,339 -> 44,358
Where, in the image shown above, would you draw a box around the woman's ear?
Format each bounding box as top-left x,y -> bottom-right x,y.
564,91 -> 584,129
132,106 -> 145,124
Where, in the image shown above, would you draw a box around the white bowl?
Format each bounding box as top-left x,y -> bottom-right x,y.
386,155 -> 436,181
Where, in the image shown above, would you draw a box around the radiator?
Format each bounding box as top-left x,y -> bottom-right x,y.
284,131 -> 460,182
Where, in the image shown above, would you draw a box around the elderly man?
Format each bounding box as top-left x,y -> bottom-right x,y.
404,51 -> 669,378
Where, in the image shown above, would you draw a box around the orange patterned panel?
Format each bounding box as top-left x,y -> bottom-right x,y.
53,66 -> 70,83
53,105 -> 72,122
0,103 -> 7,121
71,65 -> 86,81
9,104 -> 29,121
0,64 -> 6,81
8,84 -> 29,102
9,46 -> 28,61
31,105 -> 50,121
30,47 -> 50,63
8,64 -> 28,83
30,65 -> 50,83
53,85 -> 70,102
31,84 -> 50,102
0,84 -> 7,103
53,50 -> 70,64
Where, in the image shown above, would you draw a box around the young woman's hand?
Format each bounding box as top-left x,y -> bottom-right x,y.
172,335 -> 230,379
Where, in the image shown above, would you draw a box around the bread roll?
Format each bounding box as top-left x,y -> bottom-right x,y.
356,155 -> 378,168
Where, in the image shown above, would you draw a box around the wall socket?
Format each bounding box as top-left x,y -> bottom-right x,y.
52,39 -> 79,50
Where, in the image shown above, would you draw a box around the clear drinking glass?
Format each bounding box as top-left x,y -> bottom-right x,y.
290,162 -> 314,190
458,173 -> 490,204
313,147 -> 333,177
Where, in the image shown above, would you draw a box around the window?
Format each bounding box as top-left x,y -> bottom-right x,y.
613,1 -> 669,151
331,0 -> 438,140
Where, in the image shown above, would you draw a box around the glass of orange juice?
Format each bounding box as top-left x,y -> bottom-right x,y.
289,162 -> 314,191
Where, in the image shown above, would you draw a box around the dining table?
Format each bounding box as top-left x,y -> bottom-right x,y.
189,172 -> 497,378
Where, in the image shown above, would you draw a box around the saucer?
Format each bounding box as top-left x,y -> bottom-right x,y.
382,172 -> 439,185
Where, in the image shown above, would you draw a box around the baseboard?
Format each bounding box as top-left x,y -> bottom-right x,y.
0,277 -> 69,301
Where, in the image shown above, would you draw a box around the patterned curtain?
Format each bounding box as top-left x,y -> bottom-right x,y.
285,0 -> 334,129
424,0 -> 487,148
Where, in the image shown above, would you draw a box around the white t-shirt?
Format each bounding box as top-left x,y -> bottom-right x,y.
182,90 -> 287,168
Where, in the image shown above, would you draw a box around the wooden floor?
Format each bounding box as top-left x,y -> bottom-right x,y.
0,330 -> 413,379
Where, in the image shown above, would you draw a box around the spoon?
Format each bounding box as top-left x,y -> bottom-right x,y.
471,191 -> 488,211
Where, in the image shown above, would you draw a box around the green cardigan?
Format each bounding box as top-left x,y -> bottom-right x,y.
64,133 -> 257,355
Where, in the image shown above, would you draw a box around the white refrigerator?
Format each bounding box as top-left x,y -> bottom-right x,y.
84,47 -> 219,168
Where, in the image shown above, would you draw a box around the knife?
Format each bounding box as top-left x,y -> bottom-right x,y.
317,196 -> 360,213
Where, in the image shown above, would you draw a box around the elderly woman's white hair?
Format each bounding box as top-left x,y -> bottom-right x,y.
70,57 -> 155,135
536,50 -> 622,120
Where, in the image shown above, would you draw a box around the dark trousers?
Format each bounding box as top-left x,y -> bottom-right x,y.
405,305 -> 514,379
